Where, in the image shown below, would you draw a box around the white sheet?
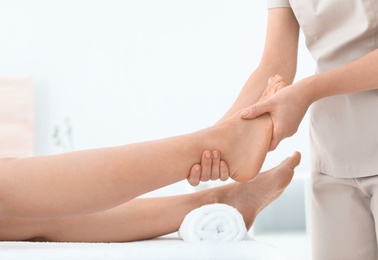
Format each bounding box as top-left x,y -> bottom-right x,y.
0,233 -> 285,260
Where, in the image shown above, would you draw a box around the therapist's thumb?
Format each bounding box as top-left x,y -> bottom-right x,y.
240,102 -> 267,119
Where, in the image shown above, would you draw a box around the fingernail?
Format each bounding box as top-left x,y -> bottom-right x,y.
194,165 -> 200,172
220,161 -> 225,167
205,151 -> 211,159
241,110 -> 249,117
212,151 -> 219,159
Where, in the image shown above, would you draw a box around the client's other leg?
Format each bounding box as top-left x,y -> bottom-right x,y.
0,152 -> 300,242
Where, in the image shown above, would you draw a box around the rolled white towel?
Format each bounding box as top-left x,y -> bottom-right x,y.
178,203 -> 248,242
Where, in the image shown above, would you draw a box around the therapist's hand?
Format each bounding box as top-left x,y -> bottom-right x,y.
187,150 -> 229,187
240,76 -> 310,151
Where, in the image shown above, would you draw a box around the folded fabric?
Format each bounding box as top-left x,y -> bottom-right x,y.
178,203 -> 248,242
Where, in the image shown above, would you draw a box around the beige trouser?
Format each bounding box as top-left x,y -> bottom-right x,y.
311,171 -> 378,260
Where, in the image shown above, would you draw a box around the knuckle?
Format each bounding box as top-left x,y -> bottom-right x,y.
276,75 -> 283,81
250,105 -> 259,116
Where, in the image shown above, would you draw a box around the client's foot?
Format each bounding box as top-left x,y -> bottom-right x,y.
210,151 -> 301,229
215,113 -> 272,182
196,75 -> 288,182
260,75 -> 287,101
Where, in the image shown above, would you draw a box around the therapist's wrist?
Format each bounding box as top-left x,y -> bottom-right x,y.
295,75 -> 324,105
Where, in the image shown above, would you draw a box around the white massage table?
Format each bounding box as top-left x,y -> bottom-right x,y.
0,232 -> 285,260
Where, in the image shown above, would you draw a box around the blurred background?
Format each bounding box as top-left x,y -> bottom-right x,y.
0,1 -> 315,258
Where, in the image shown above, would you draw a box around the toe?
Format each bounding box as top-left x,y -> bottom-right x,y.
281,151 -> 301,170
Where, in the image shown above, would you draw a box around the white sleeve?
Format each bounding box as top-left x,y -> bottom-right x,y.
267,0 -> 291,9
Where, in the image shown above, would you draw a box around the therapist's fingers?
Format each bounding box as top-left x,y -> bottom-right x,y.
219,160 -> 229,181
187,164 -> 201,186
187,150 -> 230,186
240,101 -> 270,120
199,150 -> 212,181
240,75 -> 287,120
187,150 -> 211,186
210,151 -> 221,181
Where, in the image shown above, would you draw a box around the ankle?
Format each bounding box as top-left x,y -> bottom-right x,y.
195,188 -> 223,206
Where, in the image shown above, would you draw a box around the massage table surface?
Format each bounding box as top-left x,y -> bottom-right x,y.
0,233 -> 285,260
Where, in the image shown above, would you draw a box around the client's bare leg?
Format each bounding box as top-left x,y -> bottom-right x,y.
0,152 -> 300,242
0,98 -> 272,219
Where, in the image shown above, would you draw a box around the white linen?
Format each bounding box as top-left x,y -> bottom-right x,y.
178,203 -> 247,242
0,233 -> 285,260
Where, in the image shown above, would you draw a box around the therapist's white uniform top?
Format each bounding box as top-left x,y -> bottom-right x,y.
267,0 -> 378,178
